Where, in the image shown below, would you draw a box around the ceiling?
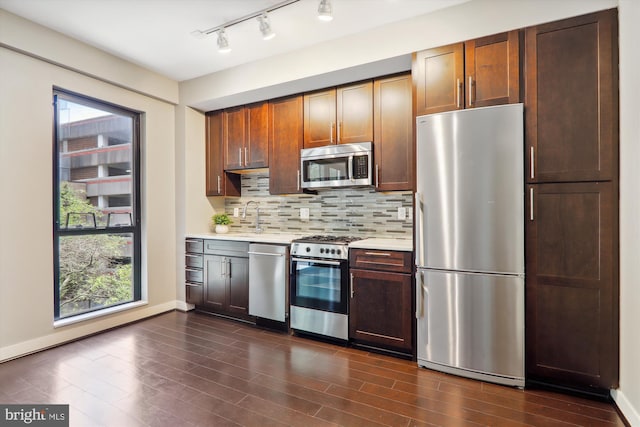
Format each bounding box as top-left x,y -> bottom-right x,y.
0,0 -> 468,82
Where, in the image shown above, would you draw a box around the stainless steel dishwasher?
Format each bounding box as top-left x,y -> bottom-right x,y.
248,243 -> 289,322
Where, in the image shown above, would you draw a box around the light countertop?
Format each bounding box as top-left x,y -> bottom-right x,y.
349,238 -> 413,252
186,233 -> 413,251
186,232 -> 303,245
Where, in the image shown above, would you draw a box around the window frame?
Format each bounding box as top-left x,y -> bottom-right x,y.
52,88 -> 142,320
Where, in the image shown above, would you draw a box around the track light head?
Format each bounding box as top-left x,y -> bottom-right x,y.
258,13 -> 276,40
317,0 -> 333,22
217,28 -> 231,53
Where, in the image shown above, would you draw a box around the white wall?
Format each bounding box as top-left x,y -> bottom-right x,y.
179,0 -> 638,423
614,1 -> 640,424
0,12 -> 179,361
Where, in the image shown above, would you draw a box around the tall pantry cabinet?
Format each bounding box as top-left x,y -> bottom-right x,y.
524,9 -> 619,393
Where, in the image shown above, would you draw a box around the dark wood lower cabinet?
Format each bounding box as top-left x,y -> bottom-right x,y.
525,181 -> 618,391
203,254 -> 250,318
349,268 -> 413,354
349,248 -> 413,355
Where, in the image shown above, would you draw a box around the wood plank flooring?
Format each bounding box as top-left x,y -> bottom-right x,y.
0,311 -> 627,426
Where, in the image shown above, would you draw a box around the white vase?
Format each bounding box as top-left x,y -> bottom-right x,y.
215,224 -> 229,234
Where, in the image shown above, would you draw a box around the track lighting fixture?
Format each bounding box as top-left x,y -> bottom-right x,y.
217,28 -> 231,53
193,0 -> 335,54
258,12 -> 275,40
317,0 -> 333,22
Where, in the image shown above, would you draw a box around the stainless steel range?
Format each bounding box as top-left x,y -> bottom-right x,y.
290,235 -> 363,340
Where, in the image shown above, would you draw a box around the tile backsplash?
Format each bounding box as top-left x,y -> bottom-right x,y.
223,172 -> 413,238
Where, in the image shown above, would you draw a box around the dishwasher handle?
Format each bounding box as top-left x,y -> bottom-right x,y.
248,251 -> 284,257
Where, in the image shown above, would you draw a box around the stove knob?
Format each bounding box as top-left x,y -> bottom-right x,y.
320,248 -> 324,253
336,249 -> 341,256
331,249 -> 336,254
305,247 -> 311,253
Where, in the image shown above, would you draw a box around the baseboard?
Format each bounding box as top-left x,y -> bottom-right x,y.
0,300 -> 177,363
611,389 -> 639,427
176,300 -> 195,312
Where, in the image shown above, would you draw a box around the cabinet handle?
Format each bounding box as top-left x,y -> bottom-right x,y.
330,122 -> 334,144
337,121 -> 341,143
217,175 -> 221,194
456,79 -> 461,108
238,148 -> 242,166
530,187 -> 534,221
244,147 -> 248,167
227,259 -> 231,278
220,258 -> 226,277
530,146 -> 535,179
350,273 -> 354,298
468,76 -> 473,107
297,170 -> 300,191
364,252 -> 391,257
375,164 -> 379,188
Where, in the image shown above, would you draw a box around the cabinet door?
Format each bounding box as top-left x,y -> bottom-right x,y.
204,255 -> 227,311
227,256 -> 249,315
349,269 -> 413,352
245,101 -> 269,168
336,81 -> 373,144
206,112 -> 240,196
525,10 -> 618,183
373,74 -> 414,191
526,182 -> 618,390
413,43 -> 464,116
269,95 -> 303,194
303,88 -> 336,148
465,30 -> 520,108
223,106 -> 246,170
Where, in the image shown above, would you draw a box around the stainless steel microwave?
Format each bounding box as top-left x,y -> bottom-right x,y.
300,142 -> 373,189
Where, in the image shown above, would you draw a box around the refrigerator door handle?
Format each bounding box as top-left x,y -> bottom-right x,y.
414,192 -> 424,267
416,270 -> 425,319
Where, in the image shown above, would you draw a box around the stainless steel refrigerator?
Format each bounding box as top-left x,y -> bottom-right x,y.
415,104 -> 525,387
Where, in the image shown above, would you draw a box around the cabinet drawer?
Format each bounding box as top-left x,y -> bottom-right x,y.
204,239 -> 249,256
186,239 -> 204,253
186,283 -> 203,305
185,254 -> 203,269
185,268 -> 203,284
349,249 -> 412,273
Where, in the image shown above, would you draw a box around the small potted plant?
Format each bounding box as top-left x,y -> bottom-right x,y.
212,213 -> 232,234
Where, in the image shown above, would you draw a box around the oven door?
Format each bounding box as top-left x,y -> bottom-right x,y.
290,257 -> 348,314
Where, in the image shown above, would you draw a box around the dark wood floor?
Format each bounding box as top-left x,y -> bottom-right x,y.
0,311 -> 626,427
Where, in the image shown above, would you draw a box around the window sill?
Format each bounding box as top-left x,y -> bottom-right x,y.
53,300 -> 148,328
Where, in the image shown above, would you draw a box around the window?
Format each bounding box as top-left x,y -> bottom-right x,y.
53,89 -> 141,320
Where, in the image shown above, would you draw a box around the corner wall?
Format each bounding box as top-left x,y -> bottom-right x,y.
0,17 -> 179,360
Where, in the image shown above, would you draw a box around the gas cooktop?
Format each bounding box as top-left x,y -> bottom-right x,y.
292,235 -> 364,244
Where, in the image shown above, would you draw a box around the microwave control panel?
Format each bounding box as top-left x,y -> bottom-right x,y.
353,155 -> 369,179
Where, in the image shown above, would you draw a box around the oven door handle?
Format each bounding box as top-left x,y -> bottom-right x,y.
291,257 -> 342,266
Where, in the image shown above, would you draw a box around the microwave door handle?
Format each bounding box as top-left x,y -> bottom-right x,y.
348,155 -> 354,182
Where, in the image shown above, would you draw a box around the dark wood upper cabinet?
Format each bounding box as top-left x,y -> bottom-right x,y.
245,101 -> 269,168
413,43 -> 464,116
223,101 -> 269,170
269,95 -> 303,195
525,10 -> 618,183
413,32 -> 520,116
303,88 -> 336,148
205,111 -> 240,197
373,73 -> 414,191
304,82 -> 373,148
525,181 -> 618,390
465,30 -> 520,108
222,106 -> 245,170
336,81 -> 374,144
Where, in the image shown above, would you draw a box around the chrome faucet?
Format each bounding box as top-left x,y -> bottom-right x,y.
242,200 -> 263,233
